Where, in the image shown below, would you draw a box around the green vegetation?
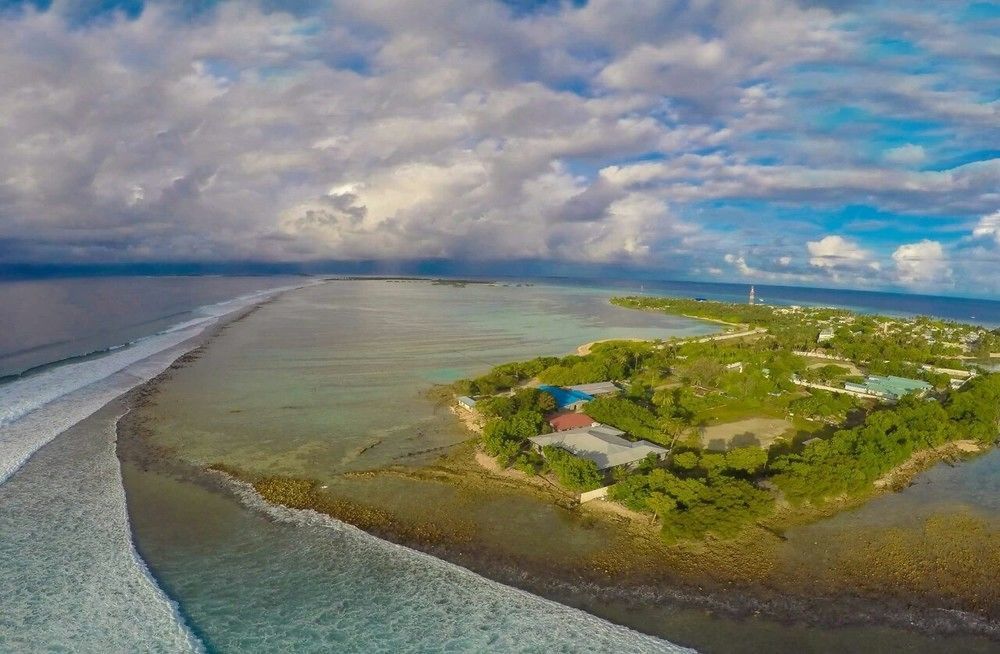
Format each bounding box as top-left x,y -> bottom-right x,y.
614,296 -> 975,369
456,357 -> 559,395
456,340 -> 659,394
609,456 -> 772,541
799,364 -> 853,384
970,328 -> 1000,357
512,449 -> 546,475
584,395 -> 663,443
479,388 -> 555,465
611,296 -> 788,330
452,295 -> 998,543
537,341 -> 653,386
789,390 -> 857,422
542,445 -> 604,491
771,374 -> 1000,503
606,373 -> 999,541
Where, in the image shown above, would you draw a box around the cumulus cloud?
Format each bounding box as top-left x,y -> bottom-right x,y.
884,144 -> 927,166
0,0 -> 995,296
972,210 -> 1000,246
892,239 -> 952,285
807,235 -> 879,272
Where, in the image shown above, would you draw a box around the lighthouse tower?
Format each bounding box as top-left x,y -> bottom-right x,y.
748,285 -> 756,306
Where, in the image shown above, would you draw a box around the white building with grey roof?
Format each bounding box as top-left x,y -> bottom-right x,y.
529,424 -> 668,471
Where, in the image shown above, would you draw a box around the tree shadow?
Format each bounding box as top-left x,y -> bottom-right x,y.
706,438 -> 729,451
729,432 -> 762,449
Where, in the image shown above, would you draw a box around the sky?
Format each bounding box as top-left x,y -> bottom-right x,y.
0,0 -> 997,296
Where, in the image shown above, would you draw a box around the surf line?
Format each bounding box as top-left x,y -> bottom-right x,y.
115,407 -> 208,654
0,284 -> 305,487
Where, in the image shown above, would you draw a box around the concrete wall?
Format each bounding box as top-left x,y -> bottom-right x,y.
921,364 -> 973,378
579,485 -> 611,503
792,378 -> 884,401
793,350 -> 853,362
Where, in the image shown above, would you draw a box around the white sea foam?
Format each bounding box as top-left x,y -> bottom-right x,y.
0,408 -> 204,652
219,472 -> 695,653
0,283 -> 305,651
0,284 -> 300,485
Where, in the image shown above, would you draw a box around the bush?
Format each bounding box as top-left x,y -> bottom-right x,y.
585,396 -> 664,443
722,446 -> 768,475
608,468 -> 772,541
537,342 -> 652,386
789,390 -> 856,420
542,445 -> 604,491
513,451 -> 545,475
769,376 -> 1000,503
465,357 -> 559,395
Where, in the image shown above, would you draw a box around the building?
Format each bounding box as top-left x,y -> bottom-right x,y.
566,381 -> 619,396
817,327 -> 835,343
529,425 -> 668,471
724,361 -> 744,373
537,384 -> 594,410
548,411 -> 598,431
844,375 -> 932,401
748,285 -> 755,305
456,396 -> 477,411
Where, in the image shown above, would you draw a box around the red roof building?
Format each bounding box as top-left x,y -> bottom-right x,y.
547,411 -> 597,432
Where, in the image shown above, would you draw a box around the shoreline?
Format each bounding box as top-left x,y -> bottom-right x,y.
111,290 -> 1000,648
577,337 -> 653,356
118,388 -> 1000,646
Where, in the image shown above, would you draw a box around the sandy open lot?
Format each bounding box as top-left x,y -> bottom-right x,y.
701,417 -> 792,450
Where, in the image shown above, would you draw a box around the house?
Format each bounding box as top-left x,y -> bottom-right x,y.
724,361 -> 744,373
844,375 -> 932,401
547,411 -> 598,431
537,384 -> 594,410
529,425 -> 668,471
817,327 -> 835,343
566,381 -> 619,396
456,396 -> 477,411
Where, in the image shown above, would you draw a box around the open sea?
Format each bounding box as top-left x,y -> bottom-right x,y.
1,275 -> 999,652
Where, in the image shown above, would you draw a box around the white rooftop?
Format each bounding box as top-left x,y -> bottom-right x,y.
530,425 -> 668,470
566,381 -> 619,396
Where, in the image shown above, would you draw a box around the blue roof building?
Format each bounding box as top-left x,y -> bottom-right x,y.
538,385 -> 594,410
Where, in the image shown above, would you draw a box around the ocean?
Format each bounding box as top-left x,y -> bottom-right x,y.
1,275 -> 998,652
0,277 -> 302,651
1,277 -> 700,653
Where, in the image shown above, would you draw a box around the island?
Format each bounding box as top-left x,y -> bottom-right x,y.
203,294 -> 1000,640
451,296 -> 1000,543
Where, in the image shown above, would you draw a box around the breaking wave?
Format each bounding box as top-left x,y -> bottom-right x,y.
0,286 -> 298,484
211,471 -> 694,653
0,284 -> 303,651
